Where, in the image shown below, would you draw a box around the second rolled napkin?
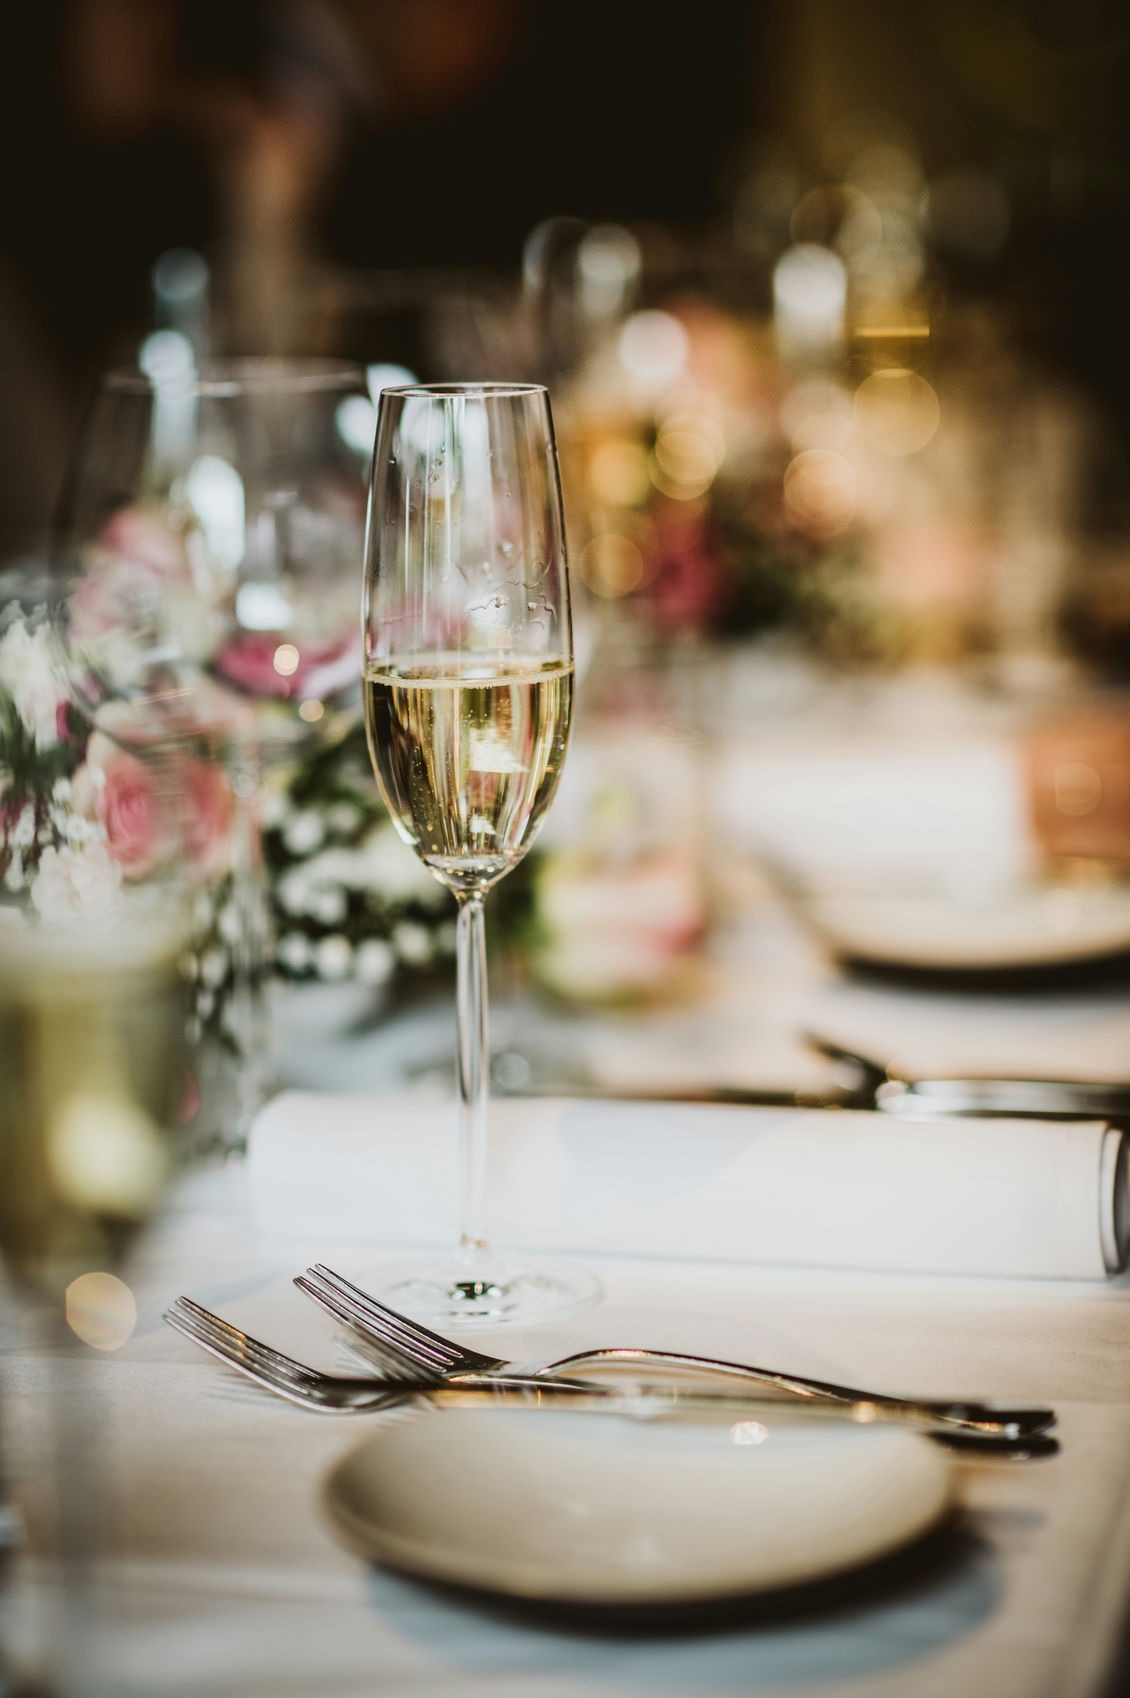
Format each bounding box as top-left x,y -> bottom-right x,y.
246,1095 -> 1128,1281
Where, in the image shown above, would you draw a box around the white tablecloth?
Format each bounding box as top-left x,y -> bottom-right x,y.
9,1154 -> 1130,1698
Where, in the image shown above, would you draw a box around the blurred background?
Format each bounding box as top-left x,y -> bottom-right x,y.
4,0 -> 1130,1097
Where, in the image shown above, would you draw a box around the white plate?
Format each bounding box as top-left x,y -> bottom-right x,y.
323,1408 -> 952,1606
806,883 -> 1130,973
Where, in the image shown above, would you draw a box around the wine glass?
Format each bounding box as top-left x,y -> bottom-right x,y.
0,629 -> 203,1694
51,356 -> 373,1140
363,382 -> 600,1325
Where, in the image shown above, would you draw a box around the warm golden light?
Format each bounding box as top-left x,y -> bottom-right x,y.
783,450 -> 857,537
273,643 -> 301,677
781,380 -> 855,452
298,699 -> 325,724
853,369 -> 939,455
588,440 -> 651,507
66,1272 -> 138,1352
578,534 -> 645,598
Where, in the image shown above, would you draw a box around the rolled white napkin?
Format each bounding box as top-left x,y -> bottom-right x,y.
247,1094 -> 1129,1281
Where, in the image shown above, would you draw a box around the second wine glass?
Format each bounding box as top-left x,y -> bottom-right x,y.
363,382 -> 600,1325
53,357 -> 373,1141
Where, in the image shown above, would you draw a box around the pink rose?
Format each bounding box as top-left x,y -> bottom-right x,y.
99,751 -> 163,879
75,733 -> 164,879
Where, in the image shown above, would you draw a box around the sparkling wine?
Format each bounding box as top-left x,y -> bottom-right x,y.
0,916 -> 189,1295
363,655 -> 572,894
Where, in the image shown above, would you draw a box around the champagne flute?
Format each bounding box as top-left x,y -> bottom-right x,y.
51,356 -> 372,1141
363,382 -> 600,1325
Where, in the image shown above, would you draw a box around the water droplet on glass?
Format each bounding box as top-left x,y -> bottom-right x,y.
500,540 -> 514,556
527,601 -> 537,611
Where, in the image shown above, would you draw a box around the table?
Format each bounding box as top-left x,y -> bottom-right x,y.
8,851 -> 1130,1697
8,1140 -> 1130,1698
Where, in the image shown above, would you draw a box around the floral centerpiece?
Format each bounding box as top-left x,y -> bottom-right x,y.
260,719 -> 456,1000
0,600 -> 232,923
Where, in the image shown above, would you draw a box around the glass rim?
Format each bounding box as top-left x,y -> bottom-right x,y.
102,356 -> 367,398
379,382 -> 549,401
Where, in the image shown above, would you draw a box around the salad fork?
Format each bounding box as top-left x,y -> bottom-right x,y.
295,1265 -> 1056,1441
164,1296 -> 1057,1452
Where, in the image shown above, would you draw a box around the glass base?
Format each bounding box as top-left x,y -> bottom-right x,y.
363,1249 -> 602,1328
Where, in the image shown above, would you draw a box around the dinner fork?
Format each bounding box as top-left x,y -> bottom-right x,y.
295,1264 -> 1056,1441
164,1297 -> 621,1414
163,1297 -> 1058,1453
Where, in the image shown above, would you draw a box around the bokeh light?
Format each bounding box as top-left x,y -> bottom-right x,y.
66,1272 -> 138,1352
579,534 -> 646,597
780,381 -> 855,452
335,395 -> 378,454
783,449 -> 857,536
588,439 -> 651,507
773,245 -> 847,357
853,368 -> 940,455
617,311 -> 689,391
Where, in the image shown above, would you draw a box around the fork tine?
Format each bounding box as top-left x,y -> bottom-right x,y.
300,1274 -> 448,1372
170,1299 -> 323,1388
292,1276 -> 425,1377
308,1266 -> 463,1370
163,1308 -> 329,1407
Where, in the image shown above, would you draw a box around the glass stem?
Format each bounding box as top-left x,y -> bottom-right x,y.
228,756 -> 272,1143
455,893 -> 489,1256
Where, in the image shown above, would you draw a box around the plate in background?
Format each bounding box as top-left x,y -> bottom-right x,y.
801,881 -> 1130,977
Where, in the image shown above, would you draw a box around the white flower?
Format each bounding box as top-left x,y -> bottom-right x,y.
52,777 -> 72,803
315,934 -> 352,980
278,867 -> 314,916
29,843 -> 121,923
63,813 -> 100,846
326,801 -> 362,836
302,848 -> 358,887
311,886 -> 348,926
283,810 -> 325,856
259,787 -> 289,830
4,855 -> 24,891
355,825 -> 445,905
199,947 -> 228,988
355,938 -> 395,986
217,904 -> 241,945
11,808 -> 35,850
392,920 -> 432,966
277,932 -> 313,972
0,617 -> 62,747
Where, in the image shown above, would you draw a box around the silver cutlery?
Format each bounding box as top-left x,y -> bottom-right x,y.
164,1296 -> 1056,1453
807,1034 -> 1130,1122
294,1265 -> 1056,1441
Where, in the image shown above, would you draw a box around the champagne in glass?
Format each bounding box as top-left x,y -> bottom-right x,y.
363,383 -> 599,1325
